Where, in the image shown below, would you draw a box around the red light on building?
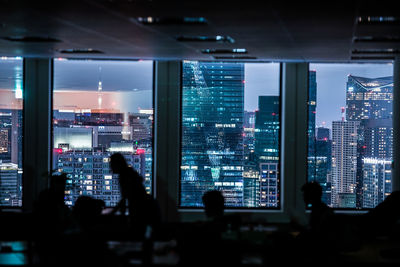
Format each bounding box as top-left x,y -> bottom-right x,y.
54,148 -> 63,154
272,113 -> 276,116
136,149 -> 145,154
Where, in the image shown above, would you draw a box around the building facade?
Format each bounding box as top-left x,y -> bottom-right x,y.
181,61 -> 245,207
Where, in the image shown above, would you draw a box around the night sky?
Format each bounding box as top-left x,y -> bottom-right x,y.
0,58 -> 394,129
311,63 -> 393,129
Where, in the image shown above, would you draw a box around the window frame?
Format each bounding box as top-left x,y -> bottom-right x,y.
306,62 -> 395,211
177,60 -> 283,210
51,58 -> 156,207
0,57 -> 24,209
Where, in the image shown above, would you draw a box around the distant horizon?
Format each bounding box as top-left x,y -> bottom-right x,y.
0,59 -> 393,129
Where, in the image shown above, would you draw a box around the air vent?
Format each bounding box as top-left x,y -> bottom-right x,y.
353,36 -> 400,43
2,36 -> 61,42
357,16 -> 400,25
58,48 -> 104,54
137,17 -> 207,25
352,49 -> 399,54
351,56 -> 395,60
213,56 -> 257,60
202,48 -> 247,54
176,35 -> 235,43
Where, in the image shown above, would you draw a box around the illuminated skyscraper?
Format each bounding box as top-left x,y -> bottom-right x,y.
346,75 -> 393,208
254,96 -> 280,207
331,120 -> 359,208
346,75 -> 393,121
54,149 -> 145,206
362,158 -> 392,208
308,70 -> 317,156
181,61 -> 244,207
0,163 -> 19,206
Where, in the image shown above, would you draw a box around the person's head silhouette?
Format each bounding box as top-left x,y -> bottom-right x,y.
49,173 -> 67,202
202,190 -> 225,219
110,152 -> 128,174
301,182 -> 323,208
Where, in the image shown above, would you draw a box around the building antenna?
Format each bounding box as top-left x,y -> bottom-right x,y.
98,66 -> 102,110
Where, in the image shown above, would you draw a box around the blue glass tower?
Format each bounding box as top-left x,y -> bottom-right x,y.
181,61 -> 245,207
254,96 -> 280,207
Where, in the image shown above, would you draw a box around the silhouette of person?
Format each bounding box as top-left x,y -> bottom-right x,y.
202,190 -> 225,221
65,196 -> 111,267
72,195 -> 105,232
296,182 -> 339,263
301,181 -> 334,235
33,173 -> 72,266
178,190 -> 240,266
34,172 -> 71,234
109,152 -> 160,237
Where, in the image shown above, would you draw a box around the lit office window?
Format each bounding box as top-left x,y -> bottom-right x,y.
307,63 -> 393,209
53,59 -> 153,206
0,57 -> 23,207
181,61 -> 280,208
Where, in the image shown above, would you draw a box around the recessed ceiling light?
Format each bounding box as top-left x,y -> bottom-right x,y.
213,56 -> 257,60
136,17 -> 207,25
57,48 -> 104,54
176,35 -> 235,43
357,16 -> 400,25
351,56 -> 395,60
202,48 -> 247,54
2,36 -> 61,42
352,49 -> 399,54
353,36 -> 400,43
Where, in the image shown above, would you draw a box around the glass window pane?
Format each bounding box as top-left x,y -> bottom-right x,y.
308,63 -> 393,209
53,59 -> 153,206
180,61 -> 280,208
0,57 -> 23,207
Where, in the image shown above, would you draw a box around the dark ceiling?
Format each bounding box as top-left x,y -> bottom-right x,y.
0,0 -> 399,62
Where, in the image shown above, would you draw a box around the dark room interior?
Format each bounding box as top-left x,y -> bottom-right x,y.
1,0 -> 400,266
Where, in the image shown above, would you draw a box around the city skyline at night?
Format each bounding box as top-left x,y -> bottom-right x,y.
0,58 -> 394,209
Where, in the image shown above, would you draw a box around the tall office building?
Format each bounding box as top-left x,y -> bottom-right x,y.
181,61 -> 245,207
0,129 -> 9,155
346,75 -> 393,121
362,158 -> 392,208
308,70 -> 317,156
308,139 -> 332,205
346,75 -> 393,208
129,111 -> 153,142
54,149 -> 145,206
331,120 -> 359,208
363,118 -> 393,159
243,174 -> 260,208
255,96 -> 280,207
0,110 -> 23,206
259,162 -> 279,207
0,163 -> 20,206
